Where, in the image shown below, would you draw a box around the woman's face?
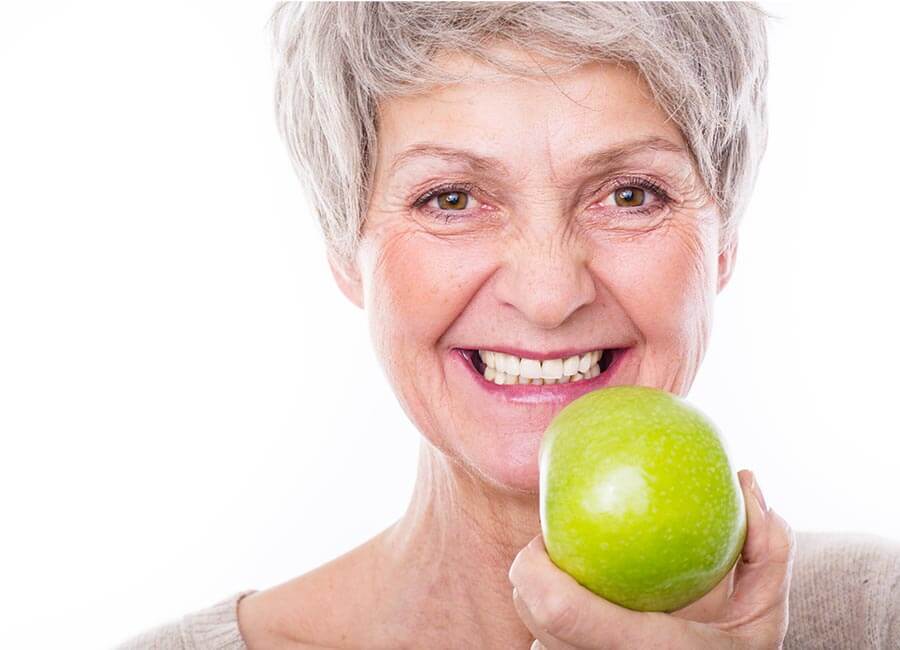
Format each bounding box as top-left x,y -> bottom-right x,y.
333,46 -> 736,494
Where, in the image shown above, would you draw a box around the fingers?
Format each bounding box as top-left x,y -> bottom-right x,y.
508,534 -> 691,649
736,469 -> 768,566
731,470 -> 796,609
736,469 -> 795,569
510,474 -> 793,649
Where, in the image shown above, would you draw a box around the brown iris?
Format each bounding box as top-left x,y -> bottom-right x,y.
437,191 -> 468,210
614,187 -> 645,207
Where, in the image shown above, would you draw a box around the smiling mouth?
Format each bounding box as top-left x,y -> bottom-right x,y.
460,347 -> 617,385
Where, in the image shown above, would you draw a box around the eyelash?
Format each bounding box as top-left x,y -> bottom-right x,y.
412,176 -> 672,222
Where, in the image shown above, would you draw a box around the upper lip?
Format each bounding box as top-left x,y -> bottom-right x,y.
457,345 -> 623,361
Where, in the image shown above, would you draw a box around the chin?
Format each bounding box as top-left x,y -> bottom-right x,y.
458,431 -> 544,496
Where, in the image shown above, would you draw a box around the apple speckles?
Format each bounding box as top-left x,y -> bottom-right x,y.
540,385 -> 745,612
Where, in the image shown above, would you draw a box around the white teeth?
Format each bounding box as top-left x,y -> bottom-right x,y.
519,358 -> 542,379
476,347 -> 609,385
541,358 -> 564,379
563,355 -> 580,376
578,352 -> 592,374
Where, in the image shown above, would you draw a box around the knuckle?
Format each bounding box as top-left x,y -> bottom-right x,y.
531,590 -> 581,638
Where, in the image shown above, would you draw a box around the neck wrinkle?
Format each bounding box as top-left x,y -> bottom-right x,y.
380,440 -> 541,648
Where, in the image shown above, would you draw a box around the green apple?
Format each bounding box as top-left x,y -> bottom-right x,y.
539,385 -> 746,612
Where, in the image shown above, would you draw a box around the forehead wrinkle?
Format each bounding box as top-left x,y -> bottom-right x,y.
389,136 -> 691,187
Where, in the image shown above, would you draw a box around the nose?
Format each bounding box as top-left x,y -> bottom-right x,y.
493,232 -> 597,330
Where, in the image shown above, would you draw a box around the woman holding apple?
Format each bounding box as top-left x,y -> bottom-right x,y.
120,2 -> 900,649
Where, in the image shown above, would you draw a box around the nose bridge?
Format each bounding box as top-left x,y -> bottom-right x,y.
495,216 -> 597,330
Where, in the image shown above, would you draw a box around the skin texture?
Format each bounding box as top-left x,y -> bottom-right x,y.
237,43 -> 793,649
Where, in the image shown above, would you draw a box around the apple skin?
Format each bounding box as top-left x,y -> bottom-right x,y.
539,385 -> 747,612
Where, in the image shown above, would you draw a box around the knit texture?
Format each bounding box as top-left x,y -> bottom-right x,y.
115,531 -> 900,649
116,590 -> 256,650
784,532 -> 900,649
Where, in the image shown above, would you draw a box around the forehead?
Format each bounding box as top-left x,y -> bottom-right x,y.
375,45 -> 688,183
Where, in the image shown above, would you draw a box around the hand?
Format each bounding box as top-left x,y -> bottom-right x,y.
508,469 -> 794,649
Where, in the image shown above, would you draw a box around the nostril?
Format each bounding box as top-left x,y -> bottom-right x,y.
492,258 -> 597,331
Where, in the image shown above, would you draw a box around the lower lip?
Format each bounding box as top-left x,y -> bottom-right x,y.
451,348 -> 629,405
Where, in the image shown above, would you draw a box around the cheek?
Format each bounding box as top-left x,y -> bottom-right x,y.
363,228 -> 495,355
361,227 -> 505,472
594,220 -> 719,347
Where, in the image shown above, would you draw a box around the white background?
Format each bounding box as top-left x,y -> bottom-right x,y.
1,2 -> 897,648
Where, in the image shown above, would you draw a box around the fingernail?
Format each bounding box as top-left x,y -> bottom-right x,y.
508,558 -> 521,587
751,472 -> 768,513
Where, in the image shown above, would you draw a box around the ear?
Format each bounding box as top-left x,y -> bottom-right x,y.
717,234 -> 739,294
327,249 -> 364,309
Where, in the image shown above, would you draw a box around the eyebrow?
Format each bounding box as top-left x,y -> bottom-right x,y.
388,136 -> 690,178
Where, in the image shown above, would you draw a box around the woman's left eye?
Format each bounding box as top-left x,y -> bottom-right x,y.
601,186 -> 650,208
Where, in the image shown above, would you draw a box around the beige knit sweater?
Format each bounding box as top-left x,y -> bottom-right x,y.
115,531 -> 900,649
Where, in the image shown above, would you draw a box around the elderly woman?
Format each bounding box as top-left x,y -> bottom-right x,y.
120,2 -> 900,649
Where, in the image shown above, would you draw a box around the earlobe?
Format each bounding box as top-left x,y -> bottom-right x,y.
327,249 -> 365,309
717,235 -> 739,294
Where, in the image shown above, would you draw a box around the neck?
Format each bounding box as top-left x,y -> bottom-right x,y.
379,440 -> 540,648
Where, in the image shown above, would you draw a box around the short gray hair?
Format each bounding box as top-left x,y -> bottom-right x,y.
270,1 -> 769,262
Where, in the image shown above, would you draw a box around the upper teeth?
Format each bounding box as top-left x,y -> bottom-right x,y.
477,349 -> 604,385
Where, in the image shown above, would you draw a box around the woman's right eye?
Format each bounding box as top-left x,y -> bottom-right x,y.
434,190 -> 470,211
415,184 -> 483,219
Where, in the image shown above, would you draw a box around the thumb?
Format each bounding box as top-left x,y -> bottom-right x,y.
509,535 -> 685,647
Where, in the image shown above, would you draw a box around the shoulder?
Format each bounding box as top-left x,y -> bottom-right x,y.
785,530 -> 900,650
237,534 -> 395,649
113,590 -> 256,650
